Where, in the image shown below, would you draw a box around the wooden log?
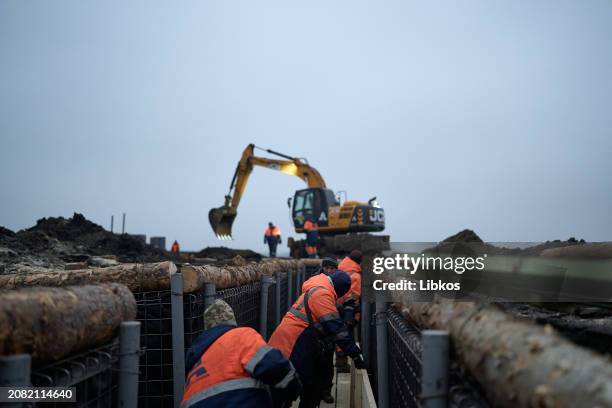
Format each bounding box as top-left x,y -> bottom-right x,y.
395,297 -> 612,408
0,261 -> 177,292
540,242 -> 612,259
0,283 -> 136,362
181,259 -> 302,292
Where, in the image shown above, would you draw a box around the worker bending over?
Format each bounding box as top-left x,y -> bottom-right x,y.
336,250 -> 363,372
181,300 -> 301,408
337,250 -> 363,327
303,216 -> 319,258
315,258 -> 340,403
264,222 -> 282,257
269,270 -> 365,408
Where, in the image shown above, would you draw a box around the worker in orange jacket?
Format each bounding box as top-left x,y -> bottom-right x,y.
311,257 -> 339,403
182,300 -> 301,408
303,216 -> 319,258
171,240 -> 180,254
268,270 -> 365,408
264,222 -> 282,257
337,250 -> 363,326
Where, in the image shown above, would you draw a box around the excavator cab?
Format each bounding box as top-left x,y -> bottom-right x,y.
291,188 -> 337,228
292,187 -> 386,234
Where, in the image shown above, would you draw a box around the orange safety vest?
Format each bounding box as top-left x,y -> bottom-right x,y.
268,273 -> 338,359
337,257 -> 362,306
303,220 -> 318,232
181,327 -> 270,407
171,241 -> 180,253
264,227 -> 281,236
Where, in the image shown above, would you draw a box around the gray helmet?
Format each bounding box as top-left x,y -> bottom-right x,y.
204,299 -> 237,330
321,257 -> 338,269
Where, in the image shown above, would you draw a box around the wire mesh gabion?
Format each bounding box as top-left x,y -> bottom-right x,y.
134,290 -> 207,408
216,281 -> 261,331
31,341 -> 119,408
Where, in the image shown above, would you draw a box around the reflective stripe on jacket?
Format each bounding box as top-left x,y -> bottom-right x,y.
182,325 -> 296,408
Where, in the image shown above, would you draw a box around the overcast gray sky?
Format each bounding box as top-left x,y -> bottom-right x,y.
1,1 -> 611,253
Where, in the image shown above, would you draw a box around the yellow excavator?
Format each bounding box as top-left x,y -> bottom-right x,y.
209,144 -> 389,255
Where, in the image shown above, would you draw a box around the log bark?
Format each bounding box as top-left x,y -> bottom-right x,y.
395,296 -> 612,408
181,258 -> 304,291
540,242 -> 612,259
1,259 -> 308,293
0,261 -> 177,292
0,283 -> 136,362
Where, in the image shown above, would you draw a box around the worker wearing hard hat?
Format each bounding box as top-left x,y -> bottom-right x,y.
268,270 -> 365,408
264,222 -> 282,258
181,300 -> 301,408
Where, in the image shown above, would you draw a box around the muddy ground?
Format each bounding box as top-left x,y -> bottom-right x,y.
0,213 -> 264,274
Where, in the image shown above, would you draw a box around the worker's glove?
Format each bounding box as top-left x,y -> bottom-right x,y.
278,375 -> 302,402
352,354 -> 366,370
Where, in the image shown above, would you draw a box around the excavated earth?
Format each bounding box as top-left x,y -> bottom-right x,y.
0,213 -> 267,274
0,213 -> 167,274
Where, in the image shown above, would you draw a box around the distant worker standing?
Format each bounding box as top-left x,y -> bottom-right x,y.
171,240 -> 180,255
264,222 -> 282,257
303,216 -> 319,258
181,299 -> 301,408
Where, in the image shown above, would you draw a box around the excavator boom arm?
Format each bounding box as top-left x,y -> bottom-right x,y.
209,144 -> 326,238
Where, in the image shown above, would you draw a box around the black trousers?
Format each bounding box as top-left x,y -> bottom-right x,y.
268,241 -> 278,257
321,345 -> 334,394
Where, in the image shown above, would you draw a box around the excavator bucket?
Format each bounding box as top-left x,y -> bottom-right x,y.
208,206 -> 237,240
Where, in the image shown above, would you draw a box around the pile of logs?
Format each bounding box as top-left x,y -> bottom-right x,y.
394,295 -> 612,407
0,257 -> 317,362
0,258 -> 318,293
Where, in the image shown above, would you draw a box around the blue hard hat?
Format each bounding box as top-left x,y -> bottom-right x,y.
330,270 -> 351,298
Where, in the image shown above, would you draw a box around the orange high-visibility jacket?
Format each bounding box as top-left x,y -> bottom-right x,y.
268,274 -> 360,385
182,326 -> 297,408
264,227 -> 281,236
303,220 -> 318,232
336,257 -> 362,306
171,241 -> 180,253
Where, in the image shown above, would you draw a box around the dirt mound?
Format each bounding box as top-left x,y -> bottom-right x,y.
442,229 -> 483,243
22,213 -> 164,260
0,213 -> 165,273
196,246 -> 262,262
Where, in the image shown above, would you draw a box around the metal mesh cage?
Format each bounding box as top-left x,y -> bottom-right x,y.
387,309 -> 422,408
279,272 -> 289,317
216,281 -> 261,330
134,290 -> 207,408
386,309 -> 489,408
266,280 -> 276,339
304,265 -> 319,280
31,341 -> 119,407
